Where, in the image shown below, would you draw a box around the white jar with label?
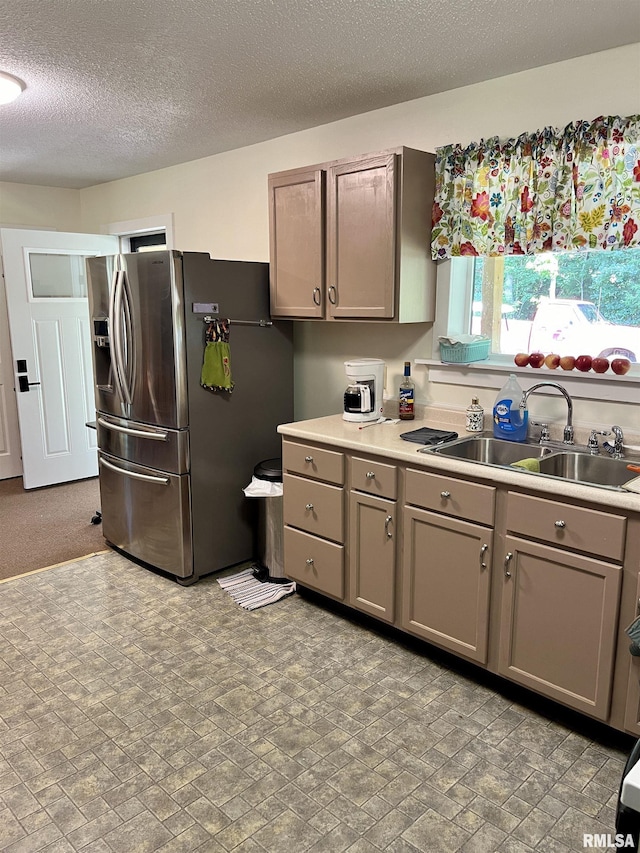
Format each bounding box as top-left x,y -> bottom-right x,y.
465,396 -> 484,433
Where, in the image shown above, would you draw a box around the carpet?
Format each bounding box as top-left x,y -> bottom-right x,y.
0,476 -> 107,581
217,566 -> 296,609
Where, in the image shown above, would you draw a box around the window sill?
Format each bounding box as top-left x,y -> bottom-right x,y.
415,357 -> 640,404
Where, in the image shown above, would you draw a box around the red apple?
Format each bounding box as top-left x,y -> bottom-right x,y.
544,353 -> 560,369
591,357 -> 610,374
574,354 -> 593,372
559,355 -> 575,371
514,352 -> 530,367
611,357 -> 631,375
528,352 -> 545,368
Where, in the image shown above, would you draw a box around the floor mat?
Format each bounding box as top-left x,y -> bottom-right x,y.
217,566 -> 296,610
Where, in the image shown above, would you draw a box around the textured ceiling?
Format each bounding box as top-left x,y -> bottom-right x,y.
1,0 -> 639,189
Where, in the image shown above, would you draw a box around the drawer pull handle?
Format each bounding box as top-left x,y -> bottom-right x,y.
304,456 -> 314,463
328,285 -> 337,305
554,520 -> 566,529
305,503 -> 314,511
504,552 -> 513,578
385,514 -> 393,539
440,490 -> 451,499
366,471 -> 376,479
305,558 -> 314,566
312,287 -> 321,306
479,543 -> 488,569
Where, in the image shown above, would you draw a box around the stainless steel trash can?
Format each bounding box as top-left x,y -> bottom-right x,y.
253,458 -> 285,581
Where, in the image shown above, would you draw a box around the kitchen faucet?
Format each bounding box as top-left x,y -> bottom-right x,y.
603,425 -> 625,459
519,382 -> 574,445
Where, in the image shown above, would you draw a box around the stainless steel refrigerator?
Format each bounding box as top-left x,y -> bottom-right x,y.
86,250 -> 293,584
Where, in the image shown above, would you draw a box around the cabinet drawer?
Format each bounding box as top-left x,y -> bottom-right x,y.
283,441 -> 344,485
506,492 -> 626,562
283,473 -> 344,542
284,526 -> 344,600
405,468 -> 495,526
351,457 -> 397,499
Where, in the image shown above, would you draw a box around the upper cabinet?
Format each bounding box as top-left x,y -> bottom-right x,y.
268,147 -> 436,322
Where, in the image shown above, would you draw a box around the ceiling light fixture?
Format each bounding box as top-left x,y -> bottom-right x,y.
0,71 -> 26,105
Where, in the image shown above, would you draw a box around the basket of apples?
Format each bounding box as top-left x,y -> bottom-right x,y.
514,352 -> 631,375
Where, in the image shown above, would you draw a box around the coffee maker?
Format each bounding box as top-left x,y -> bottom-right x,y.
343,358 -> 385,423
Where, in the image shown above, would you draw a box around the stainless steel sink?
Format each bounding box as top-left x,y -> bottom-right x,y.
422,434 -> 640,491
537,452 -> 636,489
426,435 -> 554,466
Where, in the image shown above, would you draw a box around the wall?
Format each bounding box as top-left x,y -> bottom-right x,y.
0,183 -> 82,231
4,45 -> 640,428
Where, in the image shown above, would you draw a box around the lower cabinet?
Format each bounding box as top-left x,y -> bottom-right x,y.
498,535 -> 621,721
349,491 -> 396,622
284,526 -> 344,599
401,506 -> 493,664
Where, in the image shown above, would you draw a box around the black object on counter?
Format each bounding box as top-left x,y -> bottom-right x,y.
400,427 -> 458,445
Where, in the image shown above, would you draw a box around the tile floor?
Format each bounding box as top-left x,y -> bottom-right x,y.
0,551 -> 633,853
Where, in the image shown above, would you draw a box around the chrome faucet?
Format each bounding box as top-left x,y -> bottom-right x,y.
519,382 -> 574,445
603,425 -> 625,459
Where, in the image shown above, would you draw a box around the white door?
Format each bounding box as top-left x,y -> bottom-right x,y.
1,229 -> 119,489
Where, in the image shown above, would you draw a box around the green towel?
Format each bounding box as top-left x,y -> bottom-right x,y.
511,458 -> 540,472
201,319 -> 234,392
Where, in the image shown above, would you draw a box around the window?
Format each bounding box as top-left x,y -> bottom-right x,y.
129,232 -> 167,252
470,249 -> 640,363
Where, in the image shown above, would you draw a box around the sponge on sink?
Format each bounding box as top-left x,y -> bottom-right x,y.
511,458 -> 540,473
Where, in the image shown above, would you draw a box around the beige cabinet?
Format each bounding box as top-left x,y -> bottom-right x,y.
282,441 -> 345,600
268,147 -> 436,322
348,457 -> 397,622
498,492 -> 624,721
401,468 -> 495,664
268,168 -> 324,319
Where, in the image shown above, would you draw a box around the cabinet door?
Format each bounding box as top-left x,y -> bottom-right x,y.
623,574 -> 640,734
349,491 -> 396,622
401,507 -> 492,664
326,154 -> 396,319
499,535 -> 621,721
268,168 -> 325,318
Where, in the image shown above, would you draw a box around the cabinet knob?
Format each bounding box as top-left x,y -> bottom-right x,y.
312,287 -> 321,306
366,471 -> 376,479
554,520 -> 566,528
504,552 -> 513,578
479,543 -> 489,569
385,514 -> 393,539
304,455 -> 313,463
305,558 -> 314,566
305,503 -> 314,511
440,490 -> 451,499
328,285 -> 337,305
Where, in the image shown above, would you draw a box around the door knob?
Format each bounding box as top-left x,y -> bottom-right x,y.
18,375 -> 40,393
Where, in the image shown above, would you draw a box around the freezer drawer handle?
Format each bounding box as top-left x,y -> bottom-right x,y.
97,417 -> 169,441
99,456 -> 170,485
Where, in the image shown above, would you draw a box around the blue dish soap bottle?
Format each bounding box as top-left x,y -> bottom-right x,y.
493,374 -> 528,442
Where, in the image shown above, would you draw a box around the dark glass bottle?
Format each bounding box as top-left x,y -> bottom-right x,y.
399,361 -> 415,420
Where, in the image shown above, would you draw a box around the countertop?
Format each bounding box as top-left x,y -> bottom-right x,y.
278,408 -> 640,513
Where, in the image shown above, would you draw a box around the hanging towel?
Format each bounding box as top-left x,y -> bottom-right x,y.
201,319 -> 234,392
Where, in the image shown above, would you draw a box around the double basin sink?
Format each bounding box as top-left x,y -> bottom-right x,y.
421,434 -> 640,492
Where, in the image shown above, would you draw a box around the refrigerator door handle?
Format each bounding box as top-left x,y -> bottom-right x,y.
97,417 -> 169,441
108,270 -> 127,403
120,269 -> 136,401
99,456 -> 170,485
112,271 -> 133,405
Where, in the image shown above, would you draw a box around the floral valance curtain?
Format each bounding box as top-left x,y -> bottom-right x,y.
431,114 -> 640,259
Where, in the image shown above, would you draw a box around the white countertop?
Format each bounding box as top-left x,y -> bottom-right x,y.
278,411 -> 640,513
